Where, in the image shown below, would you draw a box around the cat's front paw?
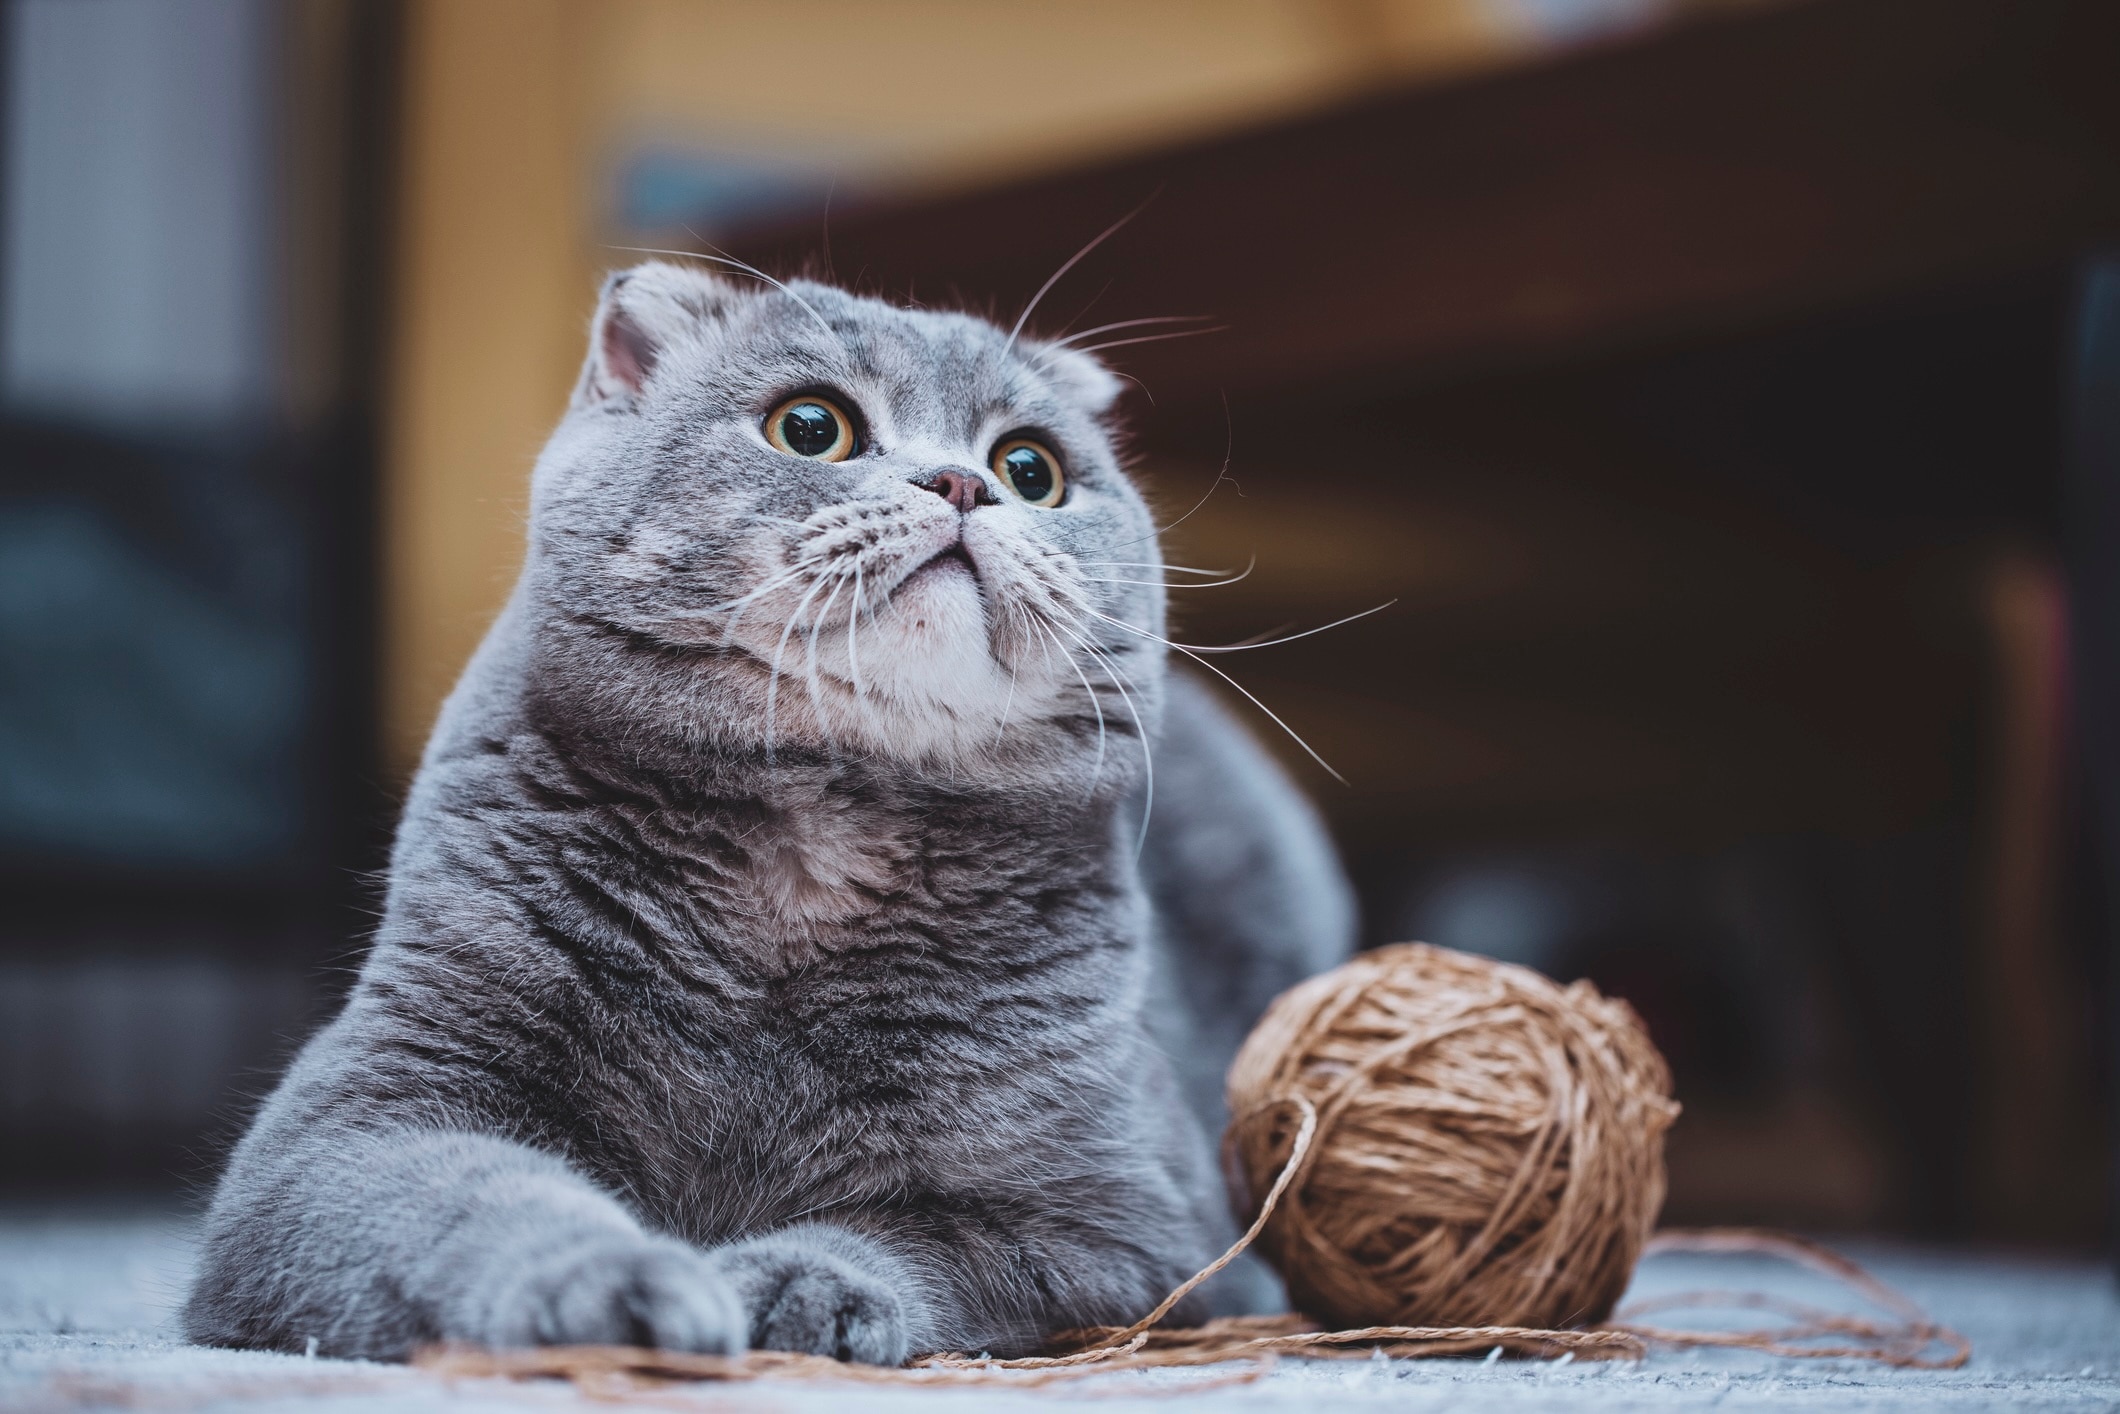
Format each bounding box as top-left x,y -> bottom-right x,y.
710,1234 -> 907,1365
487,1236 -> 746,1354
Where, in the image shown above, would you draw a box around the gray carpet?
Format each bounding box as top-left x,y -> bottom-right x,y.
5,1205 -> 2118,1411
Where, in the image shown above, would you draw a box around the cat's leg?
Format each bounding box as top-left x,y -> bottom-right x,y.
185,1121 -> 747,1360
191,1117 -> 1198,1365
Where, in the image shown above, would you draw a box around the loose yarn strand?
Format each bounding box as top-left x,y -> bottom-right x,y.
932,1096 -> 1321,1371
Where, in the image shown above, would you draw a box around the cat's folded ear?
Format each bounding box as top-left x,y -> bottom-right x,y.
573,261 -> 733,411
1031,343 -> 1125,418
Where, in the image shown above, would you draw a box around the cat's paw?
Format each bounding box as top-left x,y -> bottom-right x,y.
710,1234 -> 907,1365
487,1237 -> 746,1354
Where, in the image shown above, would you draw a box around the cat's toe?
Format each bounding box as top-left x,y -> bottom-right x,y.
498,1238 -> 747,1354
713,1237 -> 907,1365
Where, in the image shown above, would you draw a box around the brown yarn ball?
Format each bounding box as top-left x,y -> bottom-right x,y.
1225,942 -> 1680,1332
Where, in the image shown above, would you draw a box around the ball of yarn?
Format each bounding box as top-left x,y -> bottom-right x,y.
1225,942 -> 1680,1331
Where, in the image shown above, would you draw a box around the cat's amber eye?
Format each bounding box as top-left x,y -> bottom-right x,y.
765,395 -> 859,462
992,438 -> 1065,508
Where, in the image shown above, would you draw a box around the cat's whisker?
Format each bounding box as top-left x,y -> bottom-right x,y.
612,240 -> 841,345
702,564 -> 816,652
802,568 -> 852,763
1167,600 -> 1397,652
843,560 -> 895,750
1040,276 -> 1116,347
696,545 -> 856,642
1076,561 -> 1243,577
1080,575 -> 1250,590
763,570 -> 835,764
1105,434 -> 1236,556
1004,193 -> 1158,355
1001,598 -> 1067,742
1061,326 -> 1229,358
1043,315 -> 1215,351
1031,617 -> 1106,796
697,563 -> 812,619
996,637 -> 1023,740
1053,620 -> 1154,858
1111,368 -> 1156,405
1084,607 -> 1346,785
845,562 -> 867,701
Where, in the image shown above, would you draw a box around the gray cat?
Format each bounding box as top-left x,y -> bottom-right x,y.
184,261 -> 1354,1364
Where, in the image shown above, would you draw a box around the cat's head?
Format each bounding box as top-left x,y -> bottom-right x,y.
520,260 -> 1166,785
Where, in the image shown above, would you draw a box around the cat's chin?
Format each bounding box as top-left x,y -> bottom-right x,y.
871,556 -> 991,664
704,601 -> 1067,767
902,542 -> 980,592
894,553 -> 982,615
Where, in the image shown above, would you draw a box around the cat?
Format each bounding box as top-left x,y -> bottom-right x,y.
183,260 -> 1354,1363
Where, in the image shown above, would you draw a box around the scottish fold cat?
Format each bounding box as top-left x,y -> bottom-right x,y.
184,262 -> 1354,1362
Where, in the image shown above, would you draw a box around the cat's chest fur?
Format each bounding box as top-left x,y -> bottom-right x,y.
575,894 -> 1143,1240
572,774 -> 1095,957
500,767 -> 1143,1215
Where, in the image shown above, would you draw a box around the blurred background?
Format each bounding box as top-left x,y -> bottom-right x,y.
3,0 -> 2117,1258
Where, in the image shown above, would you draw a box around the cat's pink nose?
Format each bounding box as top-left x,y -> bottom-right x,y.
920,468 -> 993,513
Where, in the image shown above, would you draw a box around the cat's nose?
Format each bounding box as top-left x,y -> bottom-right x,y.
917,468 -> 994,513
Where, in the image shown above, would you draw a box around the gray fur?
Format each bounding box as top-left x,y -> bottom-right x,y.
184,263 -> 1354,1363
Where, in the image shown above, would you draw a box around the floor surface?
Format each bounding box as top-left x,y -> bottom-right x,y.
5,1206 -> 2118,1412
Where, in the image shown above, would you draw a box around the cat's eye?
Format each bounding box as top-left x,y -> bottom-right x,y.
992,438 -> 1065,508
765,395 -> 859,462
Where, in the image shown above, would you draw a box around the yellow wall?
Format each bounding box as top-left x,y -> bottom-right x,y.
384,0 -> 593,773
379,0 -> 1743,773
582,0 -> 1515,197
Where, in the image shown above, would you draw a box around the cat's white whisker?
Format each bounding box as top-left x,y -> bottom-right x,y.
1004,195 -> 1156,355
1053,620 -> 1154,858
1081,575 -> 1250,590
1076,560 -> 1243,577
848,559 -> 900,747
1105,443 -> 1237,556
996,640 -> 1023,739
1169,600 -> 1397,652
612,241 -> 842,345
1085,607 -> 1346,784
845,562 -> 867,700
701,564 -> 814,652
802,568 -> 852,761
763,569 -> 835,764
1063,326 -> 1228,358
1031,617 -> 1107,795
1043,315 -> 1215,351
699,562 -> 811,619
